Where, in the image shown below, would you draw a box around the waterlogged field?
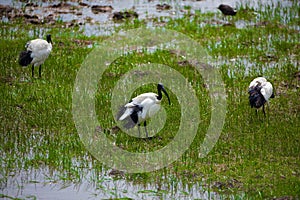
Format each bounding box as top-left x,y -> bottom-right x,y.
0,0 -> 299,199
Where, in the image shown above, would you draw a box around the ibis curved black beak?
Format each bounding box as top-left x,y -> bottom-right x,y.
162,87 -> 171,105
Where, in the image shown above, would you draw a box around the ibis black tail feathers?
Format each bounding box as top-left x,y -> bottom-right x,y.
122,112 -> 138,129
19,50 -> 33,66
117,104 -> 142,129
248,86 -> 266,109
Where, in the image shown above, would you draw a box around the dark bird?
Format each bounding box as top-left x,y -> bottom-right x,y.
248,77 -> 275,116
217,4 -> 237,16
19,34 -> 52,78
117,83 -> 171,138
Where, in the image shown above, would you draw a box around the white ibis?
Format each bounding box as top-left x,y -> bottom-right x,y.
19,34 -> 52,78
248,77 -> 275,116
117,83 -> 171,138
217,4 -> 237,16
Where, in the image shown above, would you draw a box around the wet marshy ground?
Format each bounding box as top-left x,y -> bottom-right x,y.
0,0 -> 299,199
1,0 -> 298,35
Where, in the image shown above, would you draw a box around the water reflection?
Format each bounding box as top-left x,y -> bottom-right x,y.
2,166 -> 221,199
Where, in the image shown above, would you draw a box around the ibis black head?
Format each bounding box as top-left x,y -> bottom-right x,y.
46,34 -> 52,44
218,4 -> 237,16
157,83 -> 171,105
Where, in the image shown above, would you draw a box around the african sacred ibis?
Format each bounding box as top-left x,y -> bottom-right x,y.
117,83 -> 171,138
217,4 -> 237,16
248,77 -> 275,116
19,34 -> 52,78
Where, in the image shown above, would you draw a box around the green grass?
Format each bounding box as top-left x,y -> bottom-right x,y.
0,1 -> 299,199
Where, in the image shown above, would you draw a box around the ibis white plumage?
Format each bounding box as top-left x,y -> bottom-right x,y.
19,34 -> 52,78
248,77 -> 275,116
117,83 -> 171,138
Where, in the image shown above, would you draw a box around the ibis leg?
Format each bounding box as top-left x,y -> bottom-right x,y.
138,124 -> 141,137
262,104 -> 266,117
144,121 -> 148,138
39,65 -> 42,78
31,65 -> 34,77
